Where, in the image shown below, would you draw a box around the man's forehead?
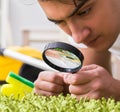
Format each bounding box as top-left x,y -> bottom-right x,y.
44,0 -> 89,23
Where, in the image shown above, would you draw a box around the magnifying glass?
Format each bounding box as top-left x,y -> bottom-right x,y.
42,42 -> 84,73
0,42 -> 84,73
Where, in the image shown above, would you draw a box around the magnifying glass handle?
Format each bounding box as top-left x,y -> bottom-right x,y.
0,48 -> 57,72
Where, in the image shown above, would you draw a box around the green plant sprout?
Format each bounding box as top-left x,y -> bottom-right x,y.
0,73 -> 120,112
0,93 -> 120,112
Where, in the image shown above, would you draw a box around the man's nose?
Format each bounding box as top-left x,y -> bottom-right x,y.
68,22 -> 91,43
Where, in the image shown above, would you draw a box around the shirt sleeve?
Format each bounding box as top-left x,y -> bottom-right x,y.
109,34 -> 120,60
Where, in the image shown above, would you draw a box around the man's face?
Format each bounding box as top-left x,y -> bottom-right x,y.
38,0 -> 120,52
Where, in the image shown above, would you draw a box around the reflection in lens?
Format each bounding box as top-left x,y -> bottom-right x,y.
45,48 -> 81,69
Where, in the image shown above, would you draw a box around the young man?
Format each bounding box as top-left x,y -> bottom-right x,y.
34,0 -> 120,100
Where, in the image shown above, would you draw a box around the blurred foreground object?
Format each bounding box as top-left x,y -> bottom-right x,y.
0,72 -> 34,99
0,46 -> 43,83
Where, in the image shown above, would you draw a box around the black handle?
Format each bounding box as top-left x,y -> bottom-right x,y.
0,48 -> 5,55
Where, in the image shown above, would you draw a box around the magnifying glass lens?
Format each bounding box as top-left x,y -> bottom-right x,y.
42,42 -> 84,73
45,49 -> 81,69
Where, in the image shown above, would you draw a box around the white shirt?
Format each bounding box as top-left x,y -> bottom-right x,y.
109,35 -> 120,60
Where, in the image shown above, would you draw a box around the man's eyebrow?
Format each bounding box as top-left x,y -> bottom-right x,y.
47,0 -> 89,23
69,0 -> 89,17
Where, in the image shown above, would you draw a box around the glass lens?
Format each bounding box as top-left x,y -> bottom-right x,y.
45,48 -> 81,69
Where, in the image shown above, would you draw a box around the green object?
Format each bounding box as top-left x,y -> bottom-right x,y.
9,72 -> 34,88
0,72 -> 34,99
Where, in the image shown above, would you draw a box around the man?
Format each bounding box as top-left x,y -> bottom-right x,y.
34,0 -> 120,100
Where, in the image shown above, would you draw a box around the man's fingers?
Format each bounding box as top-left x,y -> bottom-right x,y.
34,88 -> 60,96
63,71 -> 95,85
71,91 -> 101,100
37,71 -> 64,85
34,80 -> 64,93
81,64 -> 98,71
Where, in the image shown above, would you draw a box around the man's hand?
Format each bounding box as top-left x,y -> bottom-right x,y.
34,71 -> 68,96
64,64 -> 120,100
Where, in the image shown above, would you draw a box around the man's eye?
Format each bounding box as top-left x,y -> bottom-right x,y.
54,20 -> 64,25
77,7 -> 92,16
54,21 -> 62,25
